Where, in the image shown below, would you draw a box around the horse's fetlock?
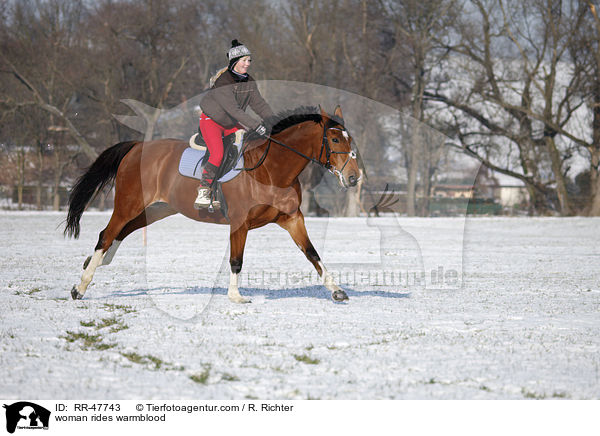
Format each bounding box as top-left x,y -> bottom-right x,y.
230,258 -> 243,274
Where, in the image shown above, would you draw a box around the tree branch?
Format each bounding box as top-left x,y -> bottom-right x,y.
0,53 -> 98,160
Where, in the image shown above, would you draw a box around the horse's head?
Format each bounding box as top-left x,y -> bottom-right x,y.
320,106 -> 361,188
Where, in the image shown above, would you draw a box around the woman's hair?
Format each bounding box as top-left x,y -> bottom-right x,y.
209,66 -> 228,88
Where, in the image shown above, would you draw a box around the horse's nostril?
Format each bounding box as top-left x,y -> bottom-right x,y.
348,175 -> 357,186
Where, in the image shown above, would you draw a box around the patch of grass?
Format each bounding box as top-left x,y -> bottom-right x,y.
109,324 -> 129,333
95,342 -> 118,351
63,331 -> 101,346
62,331 -> 116,351
479,385 -> 491,392
96,317 -> 119,329
120,352 -> 183,371
427,378 -> 437,385
121,351 -> 144,364
103,303 -> 136,314
221,373 -> 240,382
521,388 -> 546,399
294,354 -> 320,365
80,317 -> 129,333
552,391 -> 569,399
367,338 -> 391,346
146,355 -> 165,370
121,352 -> 145,365
15,288 -> 42,296
190,367 -> 211,384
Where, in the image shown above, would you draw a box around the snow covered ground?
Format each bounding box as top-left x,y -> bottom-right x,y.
1,212 -> 599,399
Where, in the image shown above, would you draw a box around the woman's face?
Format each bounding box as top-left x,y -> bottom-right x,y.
233,56 -> 252,74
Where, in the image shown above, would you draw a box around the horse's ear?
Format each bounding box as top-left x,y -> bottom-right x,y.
319,105 -> 328,119
334,105 -> 343,121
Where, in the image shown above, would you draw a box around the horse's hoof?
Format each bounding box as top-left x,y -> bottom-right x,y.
83,255 -> 91,270
71,286 -> 83,300
332,290 -> 349,302
229,296 -> 251,304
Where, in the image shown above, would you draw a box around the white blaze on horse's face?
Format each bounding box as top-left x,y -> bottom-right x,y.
327,127 -> 360,188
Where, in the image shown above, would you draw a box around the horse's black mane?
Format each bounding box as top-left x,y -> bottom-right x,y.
270,106 -> 322,134
246,105 -> 343,140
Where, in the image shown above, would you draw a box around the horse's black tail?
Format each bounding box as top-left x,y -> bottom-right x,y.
64,141 -> 139,239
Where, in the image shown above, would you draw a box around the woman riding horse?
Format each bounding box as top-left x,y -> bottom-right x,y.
196,39 -> 275,208
65,83 -> 360,302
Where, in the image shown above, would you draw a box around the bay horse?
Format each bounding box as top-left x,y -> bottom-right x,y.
64,105 -> 360,303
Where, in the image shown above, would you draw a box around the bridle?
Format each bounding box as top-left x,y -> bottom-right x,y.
320,126 -> 358,185
241,120 -> 357,180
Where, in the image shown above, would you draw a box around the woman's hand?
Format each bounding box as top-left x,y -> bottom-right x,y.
255,124 -> 267,137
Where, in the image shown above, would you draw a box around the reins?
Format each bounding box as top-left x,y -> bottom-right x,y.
241,120 -> 356,174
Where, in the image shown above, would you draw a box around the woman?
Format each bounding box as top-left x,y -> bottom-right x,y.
195,39 -> 275,208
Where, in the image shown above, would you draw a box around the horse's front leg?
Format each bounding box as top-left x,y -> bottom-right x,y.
277,212 -> 348,302
228,223 -> 251,303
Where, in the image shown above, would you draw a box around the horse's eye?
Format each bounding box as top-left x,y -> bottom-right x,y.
332,138 -> 339,143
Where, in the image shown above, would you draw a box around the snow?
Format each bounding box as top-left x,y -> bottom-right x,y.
1,212 -> 599,399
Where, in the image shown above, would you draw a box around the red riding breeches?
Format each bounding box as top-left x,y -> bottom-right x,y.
199,113 -> 241,168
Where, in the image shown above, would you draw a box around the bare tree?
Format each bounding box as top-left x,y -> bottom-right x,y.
0,0 -> 99,161
426,0 -> 589,215
576,2 -> 600,215
385,0 -> 460,216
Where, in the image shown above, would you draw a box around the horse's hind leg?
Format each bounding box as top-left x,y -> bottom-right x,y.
277,211 -> 348,302
72,228 -> 118,300
81,202 -> 176,269
72,209 -> 137,300
73,203 -> 176,300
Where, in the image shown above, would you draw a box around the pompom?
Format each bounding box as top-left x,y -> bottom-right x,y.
231,39 -> 243,47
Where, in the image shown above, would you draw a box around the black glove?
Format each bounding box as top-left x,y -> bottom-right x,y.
255,124 -> 267,137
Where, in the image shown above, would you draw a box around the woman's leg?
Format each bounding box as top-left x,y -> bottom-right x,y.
199,114 -> 225,177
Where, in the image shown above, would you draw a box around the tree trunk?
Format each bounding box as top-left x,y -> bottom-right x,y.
587,2 -> 600,215
405,144 -> 418,216
419,163 -> 432,216
590,172 -> 600,215
52,152 -> 63,211
588,62 -> 600,215
545,136 -> 572,215
406,119 -> 423,217
17,147 -> 25,210
36,144 -> 44,210
525,182 -> 551,216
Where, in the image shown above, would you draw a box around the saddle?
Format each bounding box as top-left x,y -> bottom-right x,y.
179,130 -> 245,217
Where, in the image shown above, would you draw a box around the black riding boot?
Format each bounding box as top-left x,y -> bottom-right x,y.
194,162 -> 220,209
